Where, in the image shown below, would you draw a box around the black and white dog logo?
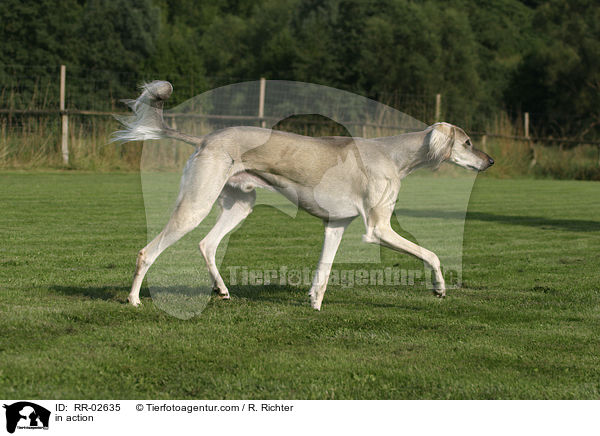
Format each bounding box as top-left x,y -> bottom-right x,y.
3,402 -> 50,434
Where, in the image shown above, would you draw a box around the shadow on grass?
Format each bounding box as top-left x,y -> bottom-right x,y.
49,283 -> 302,304
49,283 -> 431,309
396,208 -> 600,232
49,284 -> 294,301
230,284 -> 307,305
50,285 -> 149,301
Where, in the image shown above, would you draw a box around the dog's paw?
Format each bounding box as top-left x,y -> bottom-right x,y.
432,288 -> 446,298
213,287 -> 230,300
309,293 -> 322,311
128,296 -> 141,307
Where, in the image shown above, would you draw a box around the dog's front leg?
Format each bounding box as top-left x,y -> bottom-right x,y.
370,224 -> 446,296
309,218 -> 353,310
363,209 -> 446,297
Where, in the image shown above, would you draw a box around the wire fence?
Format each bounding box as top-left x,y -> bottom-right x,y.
1,64 -> 599,170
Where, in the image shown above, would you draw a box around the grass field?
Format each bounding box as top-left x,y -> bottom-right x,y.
1,171 -> 599,399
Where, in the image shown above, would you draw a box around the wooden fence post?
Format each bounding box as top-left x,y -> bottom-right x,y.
481,134 -> 487,152
258,77 -> 266,128
60,65 -> 69,165
434,93 -> 441,123
524,112 -> 537,167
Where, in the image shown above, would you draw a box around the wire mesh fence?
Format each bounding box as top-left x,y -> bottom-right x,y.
1,64 -> 599,175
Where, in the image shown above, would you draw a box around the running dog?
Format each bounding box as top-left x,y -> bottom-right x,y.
114,81 -> 494,310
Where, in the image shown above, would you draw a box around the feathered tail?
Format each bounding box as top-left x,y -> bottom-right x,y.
112,81 -> 203,146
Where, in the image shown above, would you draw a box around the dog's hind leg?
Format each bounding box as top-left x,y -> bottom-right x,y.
309,218 -> 354,310
199,185 -> 256,299
129,152 -> 234,306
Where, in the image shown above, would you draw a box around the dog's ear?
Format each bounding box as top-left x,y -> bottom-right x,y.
427,122 -> 455,165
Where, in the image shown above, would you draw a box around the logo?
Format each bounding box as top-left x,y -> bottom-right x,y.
3,402 -> 50,434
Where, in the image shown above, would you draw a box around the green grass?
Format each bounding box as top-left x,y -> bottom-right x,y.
1,171 -> 599,399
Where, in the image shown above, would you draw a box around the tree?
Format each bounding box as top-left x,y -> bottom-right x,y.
506,0 -> 600,137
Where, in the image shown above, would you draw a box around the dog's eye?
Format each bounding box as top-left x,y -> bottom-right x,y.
465,140 -> 472,148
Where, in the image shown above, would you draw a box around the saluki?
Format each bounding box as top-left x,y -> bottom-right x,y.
114,81 -> 494,310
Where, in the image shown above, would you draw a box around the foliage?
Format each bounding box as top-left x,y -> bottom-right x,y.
0,0 -> 599,135
505,0 -> 600,138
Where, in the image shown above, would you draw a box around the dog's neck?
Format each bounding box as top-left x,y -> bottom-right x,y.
375,130 -> 436,178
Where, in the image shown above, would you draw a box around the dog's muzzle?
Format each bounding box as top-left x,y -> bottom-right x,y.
474,148 -> 494,171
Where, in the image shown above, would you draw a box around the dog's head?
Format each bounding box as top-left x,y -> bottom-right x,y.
427,122 -> 494,171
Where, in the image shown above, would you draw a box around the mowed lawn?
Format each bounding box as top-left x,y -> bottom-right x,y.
0,171 -> 599,399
